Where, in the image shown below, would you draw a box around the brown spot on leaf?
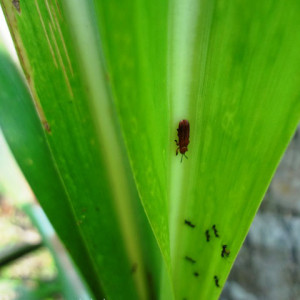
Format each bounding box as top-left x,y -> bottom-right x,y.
12,0 -> 20,13
146,271 -> 156,300
43,121 -> 51,133
55,0 -> 62,18
131,263 -> 137,274
105,72 -> 110,82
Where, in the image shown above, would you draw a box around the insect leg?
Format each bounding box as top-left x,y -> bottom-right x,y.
184,154 -> 188,159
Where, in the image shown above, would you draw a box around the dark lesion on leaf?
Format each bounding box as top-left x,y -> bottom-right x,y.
12,0 -> 21,13
146,271 -> 156,300
131,263 -> 138,274
43,121 -> 51,133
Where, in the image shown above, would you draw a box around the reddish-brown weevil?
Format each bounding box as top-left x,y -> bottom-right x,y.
175,119 -> 190,162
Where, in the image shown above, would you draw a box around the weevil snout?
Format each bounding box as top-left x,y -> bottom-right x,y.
180,146 -> 188,154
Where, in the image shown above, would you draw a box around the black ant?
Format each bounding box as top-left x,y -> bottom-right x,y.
212,224 -> 219,238
185,256 -> 196,264
221,245 -> 230,257
214,275 -> 220,287
205,230 -> 210,242
184,219 -> 195,228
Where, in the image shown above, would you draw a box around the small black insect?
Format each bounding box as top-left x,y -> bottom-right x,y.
212,224 -> 219,238
221,245 -> 230,257
214,275 -> 220,287
205,230 -> 210,242
194,272 -> 199,277
185,219 -> 196,228
185,256 -> 196,264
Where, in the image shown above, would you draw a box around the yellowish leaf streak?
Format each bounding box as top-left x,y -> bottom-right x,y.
1,0 -> 50,128
34,0 -> 58,68
48,21 -> 73,98
44,0 -> 56,31
54,0 -> 62,19
51,3 -> 74,76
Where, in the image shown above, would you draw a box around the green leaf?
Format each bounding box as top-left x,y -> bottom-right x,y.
92,0 -> 171,261
0,49 -> 104,297
168,1 -> 300,299
0,1 -> 164,299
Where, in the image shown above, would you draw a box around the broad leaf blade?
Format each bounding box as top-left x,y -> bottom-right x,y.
0,1 -> 159,299
92,0 -> 171,274
169,1 -> 300,299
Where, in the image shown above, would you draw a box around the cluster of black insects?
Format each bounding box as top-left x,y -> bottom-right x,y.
184,220 -> 231,291
177,120 -> 231,295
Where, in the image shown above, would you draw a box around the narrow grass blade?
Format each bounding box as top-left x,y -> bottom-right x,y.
0,50 -> 104,297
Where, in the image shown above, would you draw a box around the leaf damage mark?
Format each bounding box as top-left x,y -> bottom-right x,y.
43,121 -> 51,133
130,263 -> 137,274
1,0 -> 53,136
48,21 -> 73,97
12,0 -> 20,13
55,0 -> 62,19
35,0 -> 58,68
